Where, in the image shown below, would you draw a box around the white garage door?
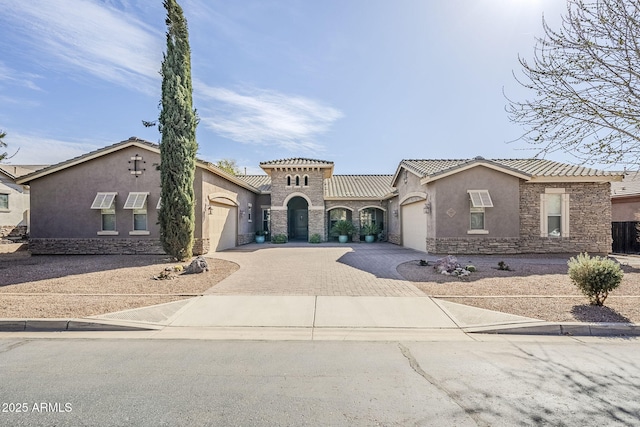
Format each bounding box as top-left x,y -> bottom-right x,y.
402,201 -> 427,253
209,202 -> 237,251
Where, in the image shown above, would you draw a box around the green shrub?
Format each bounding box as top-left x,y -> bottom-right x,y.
330,220 -> 356,236
567,252 -> 624,306
309,234 -> 322,244
271,234 -> 288,244
465,265 -> 476,273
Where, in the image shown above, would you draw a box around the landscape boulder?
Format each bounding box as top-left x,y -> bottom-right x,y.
183,256 -> 209,274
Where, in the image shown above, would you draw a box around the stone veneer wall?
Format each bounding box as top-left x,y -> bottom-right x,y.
427,237 -> 519,254
425,182 -> 612,255
238,233 -> 255,245
387,233 -> 401,245
268,168 -> 327,240
29,238 -> 165,255
193,238 -> 208,256
1,225 -> 27,240
308,209 -> 326,241
518,182 -> 612,254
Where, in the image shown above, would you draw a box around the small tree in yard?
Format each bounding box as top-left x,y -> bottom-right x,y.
158,0 -> 198,261
567,253 -> 624,306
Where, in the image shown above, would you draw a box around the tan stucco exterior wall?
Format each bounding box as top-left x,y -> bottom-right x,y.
611,197 -> 640,222
198,168 -> 259,252
432,167 -> 520,238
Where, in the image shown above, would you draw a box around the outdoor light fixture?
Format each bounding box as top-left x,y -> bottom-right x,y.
393,209 -> 398,217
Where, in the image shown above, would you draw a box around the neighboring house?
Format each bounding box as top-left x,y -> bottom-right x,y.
0,164 -> 48,241
611,172 -> 640,253
16,137 -> 622,255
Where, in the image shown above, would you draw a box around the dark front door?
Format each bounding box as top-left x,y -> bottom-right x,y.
293,209 -> 308,240
287,196 -> 309,240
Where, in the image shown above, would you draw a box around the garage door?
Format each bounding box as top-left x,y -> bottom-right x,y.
209,202 -> 237,251
402,201 -> 427,252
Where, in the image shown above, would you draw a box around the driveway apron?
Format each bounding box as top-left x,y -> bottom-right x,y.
204,242 -> 426,297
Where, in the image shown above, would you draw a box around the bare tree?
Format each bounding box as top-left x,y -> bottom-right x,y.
507,0 -> 640,166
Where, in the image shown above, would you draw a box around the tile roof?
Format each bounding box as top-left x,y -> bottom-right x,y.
401,158 -> 621,178
611,172 -> 640,197
0,164 -> 49,179
240,175 -> 272,192
324,175 -> 394,199
259,158 -> 334,167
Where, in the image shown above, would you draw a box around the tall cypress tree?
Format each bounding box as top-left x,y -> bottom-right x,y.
158,0 -> 198,261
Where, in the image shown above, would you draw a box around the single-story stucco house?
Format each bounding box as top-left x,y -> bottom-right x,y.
0,164 -> 48,241
15,137 -> 622,255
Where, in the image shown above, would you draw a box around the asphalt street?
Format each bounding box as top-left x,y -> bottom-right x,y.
0,337 -> 639,426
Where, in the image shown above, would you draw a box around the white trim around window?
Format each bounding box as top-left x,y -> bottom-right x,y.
0,193 -> 9,211
540,188 -> 570,238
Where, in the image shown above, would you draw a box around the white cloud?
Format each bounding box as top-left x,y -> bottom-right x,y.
196,82 -> 343,153
0,0 -> 163,94
1,133 -> 103,165
0,61 -> 42,91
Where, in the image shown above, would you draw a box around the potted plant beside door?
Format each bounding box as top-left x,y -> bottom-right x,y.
255,230 -> 267,243
331,220 -> 356,243
361,223 -> 380,243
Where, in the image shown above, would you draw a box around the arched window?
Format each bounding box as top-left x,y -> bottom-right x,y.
295,175 -> 300,186
303,175 -> 309,186
286,175 -> 291,186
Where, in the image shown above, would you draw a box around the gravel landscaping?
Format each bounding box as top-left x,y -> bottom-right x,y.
1,244 -> 639,324
0,245 -> 239,318
397,255 -> 640,323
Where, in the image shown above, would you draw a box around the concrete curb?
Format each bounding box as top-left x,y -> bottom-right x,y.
465,322 -> 640,337
0,319 -> 159,332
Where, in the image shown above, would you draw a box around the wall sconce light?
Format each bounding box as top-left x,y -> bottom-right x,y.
207,206 -> 213,215
393,209 -> 398,217
239,210 -> 245,217
423,202 -> 431,214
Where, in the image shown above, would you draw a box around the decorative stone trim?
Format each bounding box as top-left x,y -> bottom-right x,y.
29,238 -> 165,255
1,225 -> 27,239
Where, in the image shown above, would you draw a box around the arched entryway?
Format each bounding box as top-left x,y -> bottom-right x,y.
359,207 -> 385,241
288,196 -> 308,240
328,207 -> 353,242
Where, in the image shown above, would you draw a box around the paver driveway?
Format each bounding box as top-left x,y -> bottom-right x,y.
204,242 -> 426,297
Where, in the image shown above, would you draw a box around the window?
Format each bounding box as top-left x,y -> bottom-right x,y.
295,175 -> 300,186
286,175 -> 292,186
470,207 -> 485,230
124,192 -> 149,234
541,189 -> 569,238
467,190 -> 492,234
262,208 -> 270,233
91,192 -> 117,234
0,194 -> 8,210
101,208 -> 116,232
133,209 -> 147,231
303,175 -> 309,186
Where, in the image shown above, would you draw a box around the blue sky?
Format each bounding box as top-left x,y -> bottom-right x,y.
0,0 -> 571,175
